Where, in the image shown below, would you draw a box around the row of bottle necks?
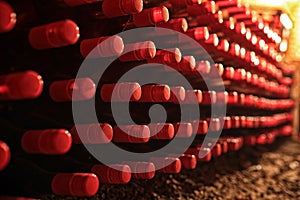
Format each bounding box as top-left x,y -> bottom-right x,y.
0,59 -> 292,102
0,124 -> 293,197
0,1 -> 283,68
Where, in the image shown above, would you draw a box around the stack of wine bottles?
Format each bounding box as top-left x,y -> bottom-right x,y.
0,0 -> 294,198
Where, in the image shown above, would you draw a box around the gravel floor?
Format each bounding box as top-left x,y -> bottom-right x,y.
45,137 -> 300,200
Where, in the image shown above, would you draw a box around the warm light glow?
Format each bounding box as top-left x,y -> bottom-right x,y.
280,13 -> 293,29
279,39 -> 288,52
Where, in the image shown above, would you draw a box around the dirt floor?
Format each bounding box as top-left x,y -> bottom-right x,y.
45,137 -> 300,200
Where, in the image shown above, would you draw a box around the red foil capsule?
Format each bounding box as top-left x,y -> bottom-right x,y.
0,71 -> 43,100
217,39 -> 230,52
70,123 -> 113,144
256,134 -> 267,145
49,78 -> 96,102
168,86 -> 185,103
123,161 -> 155,179
186,147 -> 212,162
222,117 -> 232,129
0,141 -> 10,171
0,1 -> 16,33
169,0 -> 201,8
91,164 -> 131,184
155,48 -> 182,63
192,120 -> 208,134
156,18 -> 188,32
210,143 -> 222,156
222,67 -> 234,80
201,91 -> 217,105
102,0 -> 143,18
196,61 -> 211,75
173,122 -> 193,138
184,90 -> 202,104
216,91 -> 228,104
227,138 -> 243,151
29,20 -> 80,50
150,157 -> 181,173
113,125 -> 150,143
139,84 -> 170,102
119,41 -> 156,61
172,56 -> 196,73
185,27 -> 210,40
51,173 -> 99,196
100,82 -> 142,102
169,154 -> 197,169
187,1 -> 217,16
207,118 -> 221,131
21,129 -> 72,155
227,91 -> 238,105
148,123 -> 174,140
218,140 -> 228,154
133,6 -> 169,27
80,36 -> 124,58
231,116 -> 240,129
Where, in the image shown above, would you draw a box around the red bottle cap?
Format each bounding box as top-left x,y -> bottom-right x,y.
29,20 -> 79,50
21,129 -> 72,154
123,161 -> 155,179
218,140 -> 228,154
184,89 -> 202,104
80,36 -> 124,58
185,147 -> 209,162
227,138 -> 243,151
239,116 -> 246,128
100,82 -> 141,102
156,18 -> 188,32
139,84 -> 170,102
91,164 -> 131,184
113,125 -> 150,143
205,33 -> 219,46
233,68 -> 246,81
266,132 -> 275,144
207,118 -> 221,131
186,27 -> 210,41
119,41 -> 156,61
102,0 -> 143,18
169,154 -> 197,169
238,93 -> 245,105
150,157 -> 181,173
0,1 -> 16,33
174,56 -> 196,73
281,125 -> 292,136
226,6 -> 248,15
52,173 -> 99,196
215,0 -> 240,9
216,91 -> 228,104
192,120 -> 208,134
133,6 -> 169,27
227,92 -> 237,105
256,134 -> 267,145
243,135 -> 256,146
222,67 -> 234,80
231,116 -> 240,128
0,141 -> 10,171
0,71 -> 43,100
148,123 -> 174,140
168,86 -> 185,103
201,91 -> 217,105
155,48 -> 182,63
187,1 -> 217,16
70,123 -> 113,144
217,39 -> 230,52
169,0 -> 201,8
173,122 -> 193,138
198,148 -> 212,162
49,78 -> 95,102
222,117 -> 232,129
196,61 -> 211,75
208,143 -> 222,157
